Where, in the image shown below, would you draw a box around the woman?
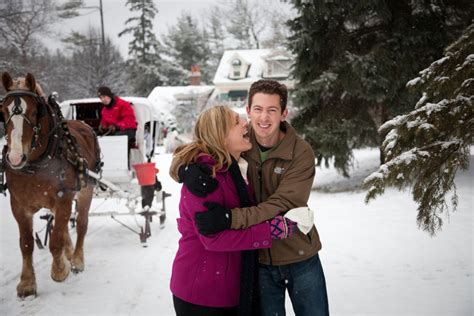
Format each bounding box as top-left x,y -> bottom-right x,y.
170,106 -> 294,316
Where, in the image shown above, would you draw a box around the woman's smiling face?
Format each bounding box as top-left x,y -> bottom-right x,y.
225,111 -> 251,160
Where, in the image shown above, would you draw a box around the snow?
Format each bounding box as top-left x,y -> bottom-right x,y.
415,92 -> 429,108
433,56 -> 450,66
406,76 -> 422,88
1,148 -> 473,315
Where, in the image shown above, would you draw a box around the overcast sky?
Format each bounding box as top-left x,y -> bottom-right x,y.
47,0 -> 219,57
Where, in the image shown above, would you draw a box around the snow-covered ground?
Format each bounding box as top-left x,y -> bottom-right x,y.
0,148 -> 472,315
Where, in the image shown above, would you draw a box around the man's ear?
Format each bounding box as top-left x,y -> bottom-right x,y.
281,108 -> 288,121
246,105 -> 251,115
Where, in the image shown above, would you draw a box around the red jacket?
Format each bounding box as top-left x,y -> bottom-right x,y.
100,96 -> 137,130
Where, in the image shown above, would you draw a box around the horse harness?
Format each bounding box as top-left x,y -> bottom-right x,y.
0,90 -> 101,196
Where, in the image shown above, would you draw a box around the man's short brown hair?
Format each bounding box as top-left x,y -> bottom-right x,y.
248,79 -> 288,112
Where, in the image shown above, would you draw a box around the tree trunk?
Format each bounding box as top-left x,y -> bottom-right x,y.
367,102 -> 390,164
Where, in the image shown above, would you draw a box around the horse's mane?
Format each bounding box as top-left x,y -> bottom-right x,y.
6,77 -> 46,98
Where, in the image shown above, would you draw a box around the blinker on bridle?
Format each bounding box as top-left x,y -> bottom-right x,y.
3,90 -> 45,148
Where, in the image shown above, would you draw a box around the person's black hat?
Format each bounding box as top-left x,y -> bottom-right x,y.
98,86 -> 114,98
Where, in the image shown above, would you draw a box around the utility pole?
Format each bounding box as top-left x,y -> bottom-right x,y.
99,0 -> 105,47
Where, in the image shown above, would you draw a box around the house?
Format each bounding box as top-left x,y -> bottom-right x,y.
211,49 -> 295,113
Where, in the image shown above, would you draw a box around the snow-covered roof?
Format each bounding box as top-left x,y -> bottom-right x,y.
213,49 -> 292,85
147,85 -> 214,118
60,96 -> 159,121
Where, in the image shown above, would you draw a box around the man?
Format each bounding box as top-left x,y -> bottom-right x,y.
97,86 -> 137,142
174,79 -> 329,315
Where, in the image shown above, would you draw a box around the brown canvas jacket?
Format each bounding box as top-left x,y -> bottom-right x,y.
233,122 -> 322,265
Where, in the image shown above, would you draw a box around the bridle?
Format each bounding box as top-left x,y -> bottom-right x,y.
3,90 -> 47,150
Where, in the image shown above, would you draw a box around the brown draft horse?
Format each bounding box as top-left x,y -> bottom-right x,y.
1,72 -> 101,298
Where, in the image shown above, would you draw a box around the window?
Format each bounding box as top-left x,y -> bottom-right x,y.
232,59 -> 242,66
231,58 -> 243,79
267,60 -> 290,77
228,90 -> 247,101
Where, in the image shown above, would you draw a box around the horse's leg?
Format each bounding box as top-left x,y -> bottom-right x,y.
71,186 -> 93,273
49,199 -> 72,282
63,227 -> 74,262
11,202 -> 37,297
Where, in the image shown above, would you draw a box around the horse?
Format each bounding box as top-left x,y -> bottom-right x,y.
1,72 -> 101,298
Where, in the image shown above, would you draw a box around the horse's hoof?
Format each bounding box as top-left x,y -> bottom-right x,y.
71,266 -> 83,274
17,282 -> 37,298
71,260 -> 84,274
51,260 -> 71,282
71,255 -> 84,273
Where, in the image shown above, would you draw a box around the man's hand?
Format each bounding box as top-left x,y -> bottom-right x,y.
195,201 -> 232,235
108,125 -> 117,134
98,124 -> 105,135
178,163 -> 218,197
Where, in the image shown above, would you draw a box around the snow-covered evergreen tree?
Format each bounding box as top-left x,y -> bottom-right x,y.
119,0 -> 161,64
287,0 -> 473,176
364,24 -> 474,235
163,12 -> 211,84
119,0 -> 185,94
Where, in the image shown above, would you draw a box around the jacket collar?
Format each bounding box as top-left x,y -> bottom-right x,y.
245,121 -> 296,163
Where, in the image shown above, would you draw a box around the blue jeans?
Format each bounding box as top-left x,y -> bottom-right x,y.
259,254 -> 329,316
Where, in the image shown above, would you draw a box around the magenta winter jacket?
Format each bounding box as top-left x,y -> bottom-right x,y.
170,155 -> 272,308
100,96 -> 137,130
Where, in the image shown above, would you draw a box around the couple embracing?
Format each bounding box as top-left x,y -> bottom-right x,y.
169,80 -> 329,316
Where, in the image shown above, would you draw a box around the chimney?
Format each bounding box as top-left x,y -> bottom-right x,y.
190,65 -> 201,86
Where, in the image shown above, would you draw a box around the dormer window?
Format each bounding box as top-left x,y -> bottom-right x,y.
232,59 -> 242,66
266,59 -> 290,78
232,59 -> 242,78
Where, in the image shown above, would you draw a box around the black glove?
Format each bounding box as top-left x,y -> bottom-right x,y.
195,201 -> 232,235
178,163 -> 218,197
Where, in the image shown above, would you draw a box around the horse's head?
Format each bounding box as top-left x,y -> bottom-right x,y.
1,72 -> 47,169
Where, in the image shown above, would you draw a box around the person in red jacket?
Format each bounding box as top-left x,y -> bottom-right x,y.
97,86 -> 137,143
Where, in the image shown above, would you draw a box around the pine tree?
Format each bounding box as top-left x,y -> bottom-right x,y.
163,12 -> 211,84
119,0 -> 181,94
364,24 -> 474,235
287,0 -> 473,176
119,0 -> 161,64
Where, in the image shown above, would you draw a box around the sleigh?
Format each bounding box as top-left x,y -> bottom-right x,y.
55,97 -> 171,245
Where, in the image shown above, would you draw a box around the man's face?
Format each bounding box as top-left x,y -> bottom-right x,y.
99,95 -> 112,105
246,93 -> 288,147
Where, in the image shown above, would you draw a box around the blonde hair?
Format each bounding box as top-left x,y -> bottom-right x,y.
171,105 -> 235,177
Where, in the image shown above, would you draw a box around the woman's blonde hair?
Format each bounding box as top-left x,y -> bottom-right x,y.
170,105 -> 236,177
